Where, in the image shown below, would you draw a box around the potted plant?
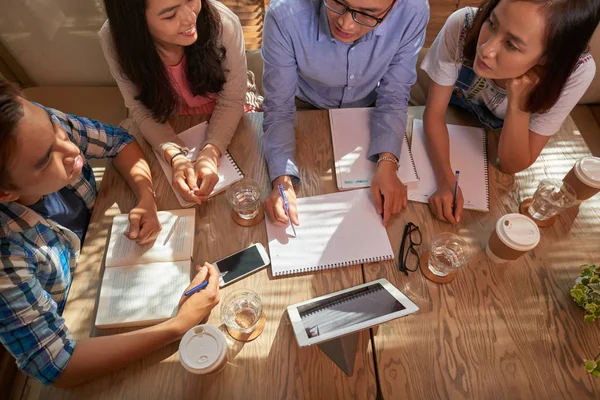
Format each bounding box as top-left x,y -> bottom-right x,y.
570,264 -> 600,378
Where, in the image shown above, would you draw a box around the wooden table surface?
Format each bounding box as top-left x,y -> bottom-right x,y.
10,107 -> 600,400
367,107 -> 600,399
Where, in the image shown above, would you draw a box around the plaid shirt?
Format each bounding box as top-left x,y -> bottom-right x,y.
0,105 -> 134,385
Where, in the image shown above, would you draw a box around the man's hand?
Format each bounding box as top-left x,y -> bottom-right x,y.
172,262 -> 220,336
370,155 -> 407,227
126,198 -> 162,245
193,144 -> 221,199
264,175 -> 298,227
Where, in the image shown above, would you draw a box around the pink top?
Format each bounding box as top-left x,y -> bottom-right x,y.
166,55 -> 217,116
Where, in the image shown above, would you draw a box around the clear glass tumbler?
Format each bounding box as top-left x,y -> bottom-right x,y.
221,289 -> 263,334
428,233 -> 470,277
226,178 -> 261,220
527,178 -> 576,221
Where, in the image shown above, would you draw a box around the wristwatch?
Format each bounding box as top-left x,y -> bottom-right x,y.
377,155 -> 399,171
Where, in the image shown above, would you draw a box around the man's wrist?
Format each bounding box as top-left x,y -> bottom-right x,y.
273,175 -> 293,187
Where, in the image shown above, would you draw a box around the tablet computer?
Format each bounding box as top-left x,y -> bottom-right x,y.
287,278 -> 419,347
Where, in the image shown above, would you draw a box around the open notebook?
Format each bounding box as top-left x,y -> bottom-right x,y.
407,119 -> 489,212
154,122 -> 244,207
265,189 -> 394,277
95,209 -> 195,329
329,108 -> 419,190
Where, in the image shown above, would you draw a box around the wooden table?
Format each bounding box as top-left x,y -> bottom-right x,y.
366,107 -> 600,399
12,112 -> 377,400
10,107 -> 600,400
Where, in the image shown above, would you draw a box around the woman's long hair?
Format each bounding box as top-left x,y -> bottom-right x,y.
463,0 -> 600,114
103,0 -> 227,123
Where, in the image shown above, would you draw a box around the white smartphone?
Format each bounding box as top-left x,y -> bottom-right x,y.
214,243 -> 270,288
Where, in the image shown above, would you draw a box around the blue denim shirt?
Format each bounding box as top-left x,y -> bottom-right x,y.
262,0 -> 429,181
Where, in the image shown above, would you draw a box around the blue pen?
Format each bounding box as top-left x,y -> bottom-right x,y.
278,183 -> 297,237
452,170 -> 460,217
184,280 -> 209,297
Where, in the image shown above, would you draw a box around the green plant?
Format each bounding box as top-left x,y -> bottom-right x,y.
571,264 -> 600,323
585,354 -> 600,378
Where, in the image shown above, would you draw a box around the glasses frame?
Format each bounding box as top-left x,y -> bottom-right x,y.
323,0 -> 397,28
398,222 -> 422,276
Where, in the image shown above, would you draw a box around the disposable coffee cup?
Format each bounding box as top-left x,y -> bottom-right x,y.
486,213 -> 540,264
563,156 -> 600,201
179,324 -> 228,375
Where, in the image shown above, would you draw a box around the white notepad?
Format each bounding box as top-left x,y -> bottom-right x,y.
407,119 -> 489,212
329,108 -> 419,190
265,189 -> 394,277
95,209 -> 195,329
154,122 -> 244,207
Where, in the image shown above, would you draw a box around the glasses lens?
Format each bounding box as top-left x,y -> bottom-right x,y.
404,246 -> 420,272
410,225 -> 422,245
353,12 -> 378,27
324,0 -> 347,14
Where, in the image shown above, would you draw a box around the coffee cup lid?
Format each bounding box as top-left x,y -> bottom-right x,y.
179,324 -> 227,374
496,213 -> 540,251
575,157 -> 600,189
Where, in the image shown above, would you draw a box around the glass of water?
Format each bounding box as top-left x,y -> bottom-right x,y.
428,233 -> 470,277
226,178 -> 262,220
527,178 -> 576,221
221,289 -> 263,334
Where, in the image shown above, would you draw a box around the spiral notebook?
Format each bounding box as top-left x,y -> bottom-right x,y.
329,108 -> 419,190
407,119 -> 489,212
265,189 -> 394,277
154,122 -> 244,208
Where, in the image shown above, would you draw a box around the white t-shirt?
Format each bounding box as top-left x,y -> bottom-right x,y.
421,7 -> 596,136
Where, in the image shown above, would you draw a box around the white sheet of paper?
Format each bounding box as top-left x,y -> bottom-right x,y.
407,119 -> 489,212
265,189 -> 394,276
95,261 -> 190,329
105,209 -> 195,268
329,108 -> 419,190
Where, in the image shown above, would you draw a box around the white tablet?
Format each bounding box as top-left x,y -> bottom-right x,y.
287,278 -> 419,347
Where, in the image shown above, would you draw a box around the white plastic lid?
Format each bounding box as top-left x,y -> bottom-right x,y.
496,213 -> 540,251
179,324 -> 227,374
575,157 -> 600,189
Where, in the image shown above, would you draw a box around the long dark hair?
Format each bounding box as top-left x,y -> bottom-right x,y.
103,0 -> 227,123
463,0 -> 600,114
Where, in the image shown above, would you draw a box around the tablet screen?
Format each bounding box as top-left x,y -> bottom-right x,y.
298,282 -> 405,338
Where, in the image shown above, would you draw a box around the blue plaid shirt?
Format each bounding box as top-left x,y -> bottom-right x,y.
0,105 -> 134,385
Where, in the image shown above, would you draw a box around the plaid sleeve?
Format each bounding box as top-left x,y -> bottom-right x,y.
0,244 -> 75,385
48,107 -> 135,159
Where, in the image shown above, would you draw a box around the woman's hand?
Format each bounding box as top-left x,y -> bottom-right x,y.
428,183 -> 464,225
506,67 -> 541,113
193,144 -> 221,199
169,152 -> 203,205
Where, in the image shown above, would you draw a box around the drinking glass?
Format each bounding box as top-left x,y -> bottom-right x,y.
527,178 -> 576,221
226,178 -> 261,220
428,233 -> 470,277
221,289 -> 263,334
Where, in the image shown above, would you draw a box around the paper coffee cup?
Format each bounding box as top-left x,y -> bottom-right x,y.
179,324 -> 228,374
563,156 -> 600,201
486,213 -> 540,264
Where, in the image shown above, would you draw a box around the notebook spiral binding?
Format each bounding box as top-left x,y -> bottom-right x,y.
482,133 -> 490,210
300,284 -> 385,319
404,135 -> 420,181
277,254 -> 394,276
225,151 -> 245,178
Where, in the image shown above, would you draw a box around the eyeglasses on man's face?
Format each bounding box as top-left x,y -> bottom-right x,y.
323,0 -> 396,28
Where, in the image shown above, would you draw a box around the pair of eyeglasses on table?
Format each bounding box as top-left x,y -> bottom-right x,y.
398,222 -> 422,275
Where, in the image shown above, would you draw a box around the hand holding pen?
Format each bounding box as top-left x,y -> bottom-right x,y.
278,183 -> 297,237
264,176 -> 299,231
